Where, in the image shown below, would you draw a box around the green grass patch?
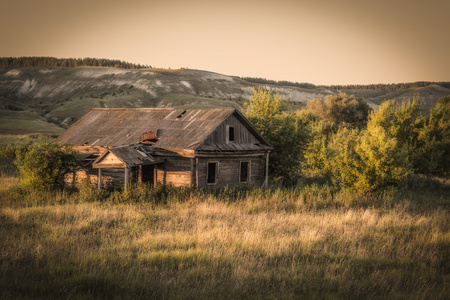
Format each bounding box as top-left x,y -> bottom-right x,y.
0,110 -> 64,134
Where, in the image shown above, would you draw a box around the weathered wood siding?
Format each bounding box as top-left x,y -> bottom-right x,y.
66,167 -> 129,188
197,155 -> 265,187
203,114 -> 259,145
155,157 -> 192,187
94,152 -> 125,168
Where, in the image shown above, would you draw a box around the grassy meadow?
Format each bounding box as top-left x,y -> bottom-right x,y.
0,176 -> 449,299
0,110 -> 64,135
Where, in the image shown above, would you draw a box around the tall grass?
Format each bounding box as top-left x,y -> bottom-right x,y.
0,176 -> 448,299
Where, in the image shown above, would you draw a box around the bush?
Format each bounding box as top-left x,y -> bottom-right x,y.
1,136 -> 80,190
306,93 -> 371,130
304,123 -> 411,192
369,97 -> 449,179
416,96 -> 450,179
355,123 -> 411,191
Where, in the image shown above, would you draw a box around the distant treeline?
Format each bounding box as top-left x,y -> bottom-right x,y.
322,82 -> 450,91
239,76 -> 450,91
0,57 -> 152,69
238,77 -> 317,89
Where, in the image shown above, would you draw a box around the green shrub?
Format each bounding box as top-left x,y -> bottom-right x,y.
416,96 -> 450,179
244,87 -> 309,185
304,124 -> 411,192
354,123 -> 411,191
1,136 -> 80,191
306,93 -> 372,130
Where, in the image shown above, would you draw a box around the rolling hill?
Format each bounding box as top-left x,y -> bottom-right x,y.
0,66 -> 448,135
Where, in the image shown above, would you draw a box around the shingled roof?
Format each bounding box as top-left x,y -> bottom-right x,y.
56,108 -> 270,151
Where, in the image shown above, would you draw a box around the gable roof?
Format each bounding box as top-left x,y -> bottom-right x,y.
56,108 -> 271,151
92,145 -> 163,168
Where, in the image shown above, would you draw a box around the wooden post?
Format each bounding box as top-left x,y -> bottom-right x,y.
264,151 -> 270,187
98,168 -> 102,190
163,164 -> 166,186
138,165 -> 143,184
195,158 -> 199,189
124,167 -> 129,191
191,158 -> 196,187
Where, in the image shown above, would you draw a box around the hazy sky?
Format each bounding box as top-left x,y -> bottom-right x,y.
1,0 -> 449,85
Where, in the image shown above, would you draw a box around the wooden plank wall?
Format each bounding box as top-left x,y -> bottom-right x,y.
197,156 -> 265,187
204,114 -> 259,144
94,152 -> 125,168
66,168 -> 127,188
65,154 -> 266,189
155,157 -> 192,187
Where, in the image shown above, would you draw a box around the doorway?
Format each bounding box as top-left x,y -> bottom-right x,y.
140,164 -> 155,184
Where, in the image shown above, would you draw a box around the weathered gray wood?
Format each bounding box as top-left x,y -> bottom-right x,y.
195,158 -> 199,189
194,156 -> 266,187
62,109 -> 273,190
98,168 -> 102,190
196,152 -> 265,158
191,158 -> 195,187
203,114 -> 260,145
124,168 -> 129,191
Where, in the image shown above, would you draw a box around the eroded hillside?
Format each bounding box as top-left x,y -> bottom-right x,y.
0,66 -> 448,134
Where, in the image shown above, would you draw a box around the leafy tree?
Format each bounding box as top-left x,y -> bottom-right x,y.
306,93 -> 372,131
1,136 -> 80,190
416,96 -> 450,179
244,87 -> 308,184
244,87 -> 287,133
354,122 -> 411,191
369,98 -> 424,148
304,123 -> 410,192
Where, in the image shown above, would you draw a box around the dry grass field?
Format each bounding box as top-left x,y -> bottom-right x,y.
0,177 -> 449,299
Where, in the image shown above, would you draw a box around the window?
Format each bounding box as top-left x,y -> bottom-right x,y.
207,162 -> 218,184
240,161 -> 250,183
226,125 -> 235,143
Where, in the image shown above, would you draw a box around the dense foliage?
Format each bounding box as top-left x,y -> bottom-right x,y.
306,93 -> 371,131
418,96 -> 450,178
244,88 -> 309,184
0,136 -> 80,190
368,97 -> 450,178
246,88 -> 449,190
0,56 -> 151,69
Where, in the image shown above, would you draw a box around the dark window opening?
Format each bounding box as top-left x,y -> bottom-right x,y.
240,161 -> 249,183
141,165 -> 154,184
207,162 -> 217,184
228,126 -> 235,142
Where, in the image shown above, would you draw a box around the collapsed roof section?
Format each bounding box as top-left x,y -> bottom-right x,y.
92,145 -> 164,169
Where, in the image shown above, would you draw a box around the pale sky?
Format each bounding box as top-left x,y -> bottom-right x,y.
1,0 -> 449,85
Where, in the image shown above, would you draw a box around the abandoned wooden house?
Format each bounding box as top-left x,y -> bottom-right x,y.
56,108 -> 272,189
